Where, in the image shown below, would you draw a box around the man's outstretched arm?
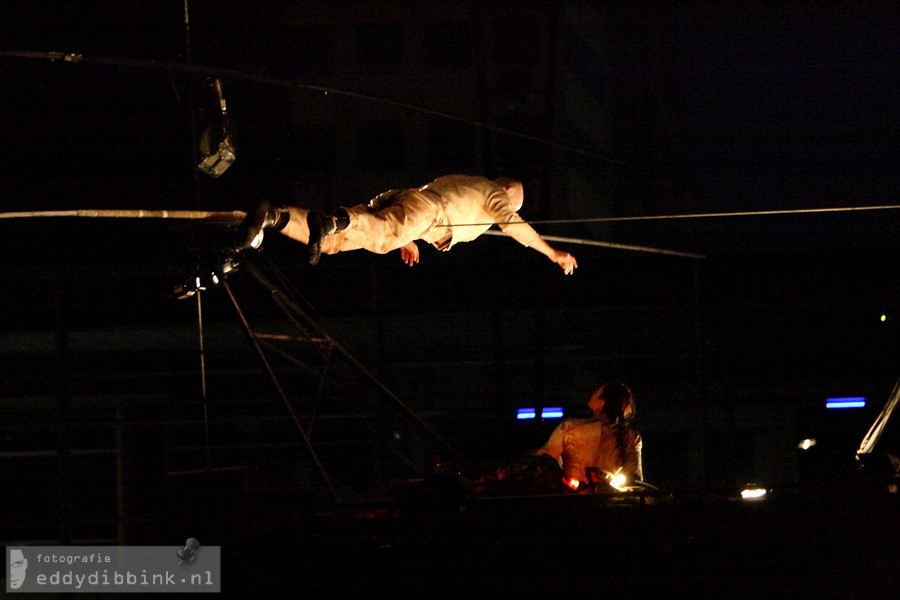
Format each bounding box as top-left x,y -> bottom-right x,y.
491,211 -> 577,275
529,236 -> 578,275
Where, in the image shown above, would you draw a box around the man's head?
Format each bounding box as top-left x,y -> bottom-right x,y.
495,177 -> 524,212
9,549 -> 27,589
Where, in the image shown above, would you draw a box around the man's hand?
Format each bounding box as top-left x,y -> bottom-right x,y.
532,239 -> 578,275
554,251 -> 578,275
400,241 -> 420,266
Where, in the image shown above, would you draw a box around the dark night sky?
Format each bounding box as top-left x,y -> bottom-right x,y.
675,5 -> 900,210
2,3 -> 900,391
1,4 -> 899,373
0,4 -> 898,389
2,4 -> 899,248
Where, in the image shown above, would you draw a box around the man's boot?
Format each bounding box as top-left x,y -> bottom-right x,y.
237,201 -> 290,251
307,208 -> 349,266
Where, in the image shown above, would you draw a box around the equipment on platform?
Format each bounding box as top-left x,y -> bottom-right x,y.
197,79 -> 235,178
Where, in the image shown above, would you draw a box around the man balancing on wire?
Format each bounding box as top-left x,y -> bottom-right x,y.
236,174 -> 578,274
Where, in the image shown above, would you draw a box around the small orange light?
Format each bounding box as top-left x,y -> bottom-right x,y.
566,478 -> 580,490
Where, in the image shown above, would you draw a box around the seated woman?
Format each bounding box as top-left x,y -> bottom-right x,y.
532,381 -> 643,492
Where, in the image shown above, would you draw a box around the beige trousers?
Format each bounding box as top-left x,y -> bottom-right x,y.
280,190 -> 445,255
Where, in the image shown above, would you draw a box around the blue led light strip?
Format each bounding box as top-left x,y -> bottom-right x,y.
826,397 -> 865,409
516,407 -> 564,420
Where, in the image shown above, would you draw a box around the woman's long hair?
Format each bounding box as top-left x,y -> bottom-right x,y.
597,381 -> 635,470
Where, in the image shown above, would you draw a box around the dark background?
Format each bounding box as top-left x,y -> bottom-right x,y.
1,2 -> 899,596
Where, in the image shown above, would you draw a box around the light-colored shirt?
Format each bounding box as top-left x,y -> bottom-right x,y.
536,414 -> 643,484
338,174 -> 542,255
417,174 -> 541,249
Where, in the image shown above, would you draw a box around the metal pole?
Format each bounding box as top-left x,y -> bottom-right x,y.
221,278 -> 341,505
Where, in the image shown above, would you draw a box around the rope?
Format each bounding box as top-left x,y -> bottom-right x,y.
0,209 -> 246,221
482,230 -> 705,259
440,203 -> 900,229
0,49 -> 623,165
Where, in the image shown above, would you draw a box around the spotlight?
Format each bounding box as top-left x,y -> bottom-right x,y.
198,135 -> 236,178
197,79 -> 236,178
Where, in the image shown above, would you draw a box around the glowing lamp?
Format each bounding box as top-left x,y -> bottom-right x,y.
740,486 -> 768,501
608,473 -> 628,491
